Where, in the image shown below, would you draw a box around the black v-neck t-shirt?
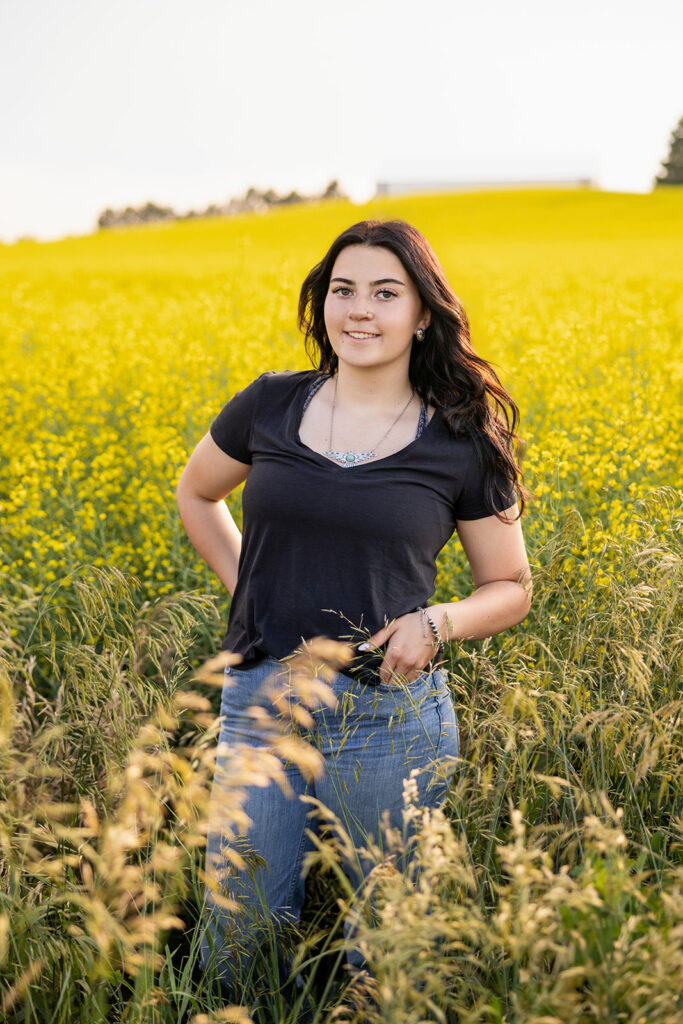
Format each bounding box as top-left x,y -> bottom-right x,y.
209,370 -> 514,669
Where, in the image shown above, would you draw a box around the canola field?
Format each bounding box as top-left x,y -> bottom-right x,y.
0,189 -> 680,610
1,188 -> 682,1023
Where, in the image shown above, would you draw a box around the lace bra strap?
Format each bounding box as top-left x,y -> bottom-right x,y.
302,373 -> 328,412
415,398 -> 429,439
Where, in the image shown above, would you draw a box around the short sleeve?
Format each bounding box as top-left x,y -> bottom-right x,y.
453,438 -> 517,520
209,372 -> 273,464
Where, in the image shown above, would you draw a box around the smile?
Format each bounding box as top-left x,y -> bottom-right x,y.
345,331 -> 379,339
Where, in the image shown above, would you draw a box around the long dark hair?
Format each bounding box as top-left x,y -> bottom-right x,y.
297,218 -> 528,520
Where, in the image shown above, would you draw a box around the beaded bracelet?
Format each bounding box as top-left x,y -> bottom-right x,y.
417,606 -> 444,652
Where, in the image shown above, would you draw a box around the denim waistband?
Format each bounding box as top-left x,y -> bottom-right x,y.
226,649 -> 445,687
227,648 -> 384,683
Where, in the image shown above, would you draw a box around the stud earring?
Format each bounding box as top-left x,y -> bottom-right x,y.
415,328 -> 425,342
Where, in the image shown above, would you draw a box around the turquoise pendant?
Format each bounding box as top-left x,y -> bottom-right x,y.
325,449 -> 377,467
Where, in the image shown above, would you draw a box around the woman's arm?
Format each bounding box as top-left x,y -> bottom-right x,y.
365,504 -> 532,684
432,504 -> 532,641
176,433 -> 251,595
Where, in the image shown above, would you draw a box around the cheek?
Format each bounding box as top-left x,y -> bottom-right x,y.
324,300 -> 346,338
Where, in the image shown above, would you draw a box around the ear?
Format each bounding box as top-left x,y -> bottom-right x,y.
420,306 -> 431,331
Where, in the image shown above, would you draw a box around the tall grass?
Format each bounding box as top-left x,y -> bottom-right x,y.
1,488 -> 680,1022
0,569 -> 349,1022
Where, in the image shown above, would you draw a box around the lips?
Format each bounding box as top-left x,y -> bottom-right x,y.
345,331 -> 379,339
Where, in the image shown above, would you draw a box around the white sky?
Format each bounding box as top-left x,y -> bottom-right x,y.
1,0 -> 681,243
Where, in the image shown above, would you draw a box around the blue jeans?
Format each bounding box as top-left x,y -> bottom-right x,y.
198,656 -> 460,1000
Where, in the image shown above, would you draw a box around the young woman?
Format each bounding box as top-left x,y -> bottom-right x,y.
176,219 -> 532,1004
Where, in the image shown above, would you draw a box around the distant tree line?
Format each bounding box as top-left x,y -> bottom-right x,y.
655,114 -> 683,186
97,180 -> 348,229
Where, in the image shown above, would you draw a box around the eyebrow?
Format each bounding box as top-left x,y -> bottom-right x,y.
330,277 -> 406,287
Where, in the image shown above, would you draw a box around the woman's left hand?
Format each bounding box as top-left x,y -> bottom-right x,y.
361,611 -> 440,685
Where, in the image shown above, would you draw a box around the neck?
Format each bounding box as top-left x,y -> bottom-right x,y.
332,362 -> 413,410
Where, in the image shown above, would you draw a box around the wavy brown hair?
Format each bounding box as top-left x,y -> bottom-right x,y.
297,218 -> 528,520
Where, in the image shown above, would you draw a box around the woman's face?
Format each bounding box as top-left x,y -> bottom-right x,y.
323,244 -> 430,375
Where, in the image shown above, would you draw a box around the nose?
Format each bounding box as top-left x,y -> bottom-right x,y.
348,296 -> 373,320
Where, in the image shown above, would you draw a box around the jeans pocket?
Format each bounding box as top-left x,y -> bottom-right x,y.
219,663 -> 254,717
376,665 -> 434,691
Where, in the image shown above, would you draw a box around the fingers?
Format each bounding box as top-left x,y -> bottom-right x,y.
358,623 -> 392,653
377,649 -> 425,686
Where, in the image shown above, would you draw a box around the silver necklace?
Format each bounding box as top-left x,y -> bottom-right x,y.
324,375 -> 416,467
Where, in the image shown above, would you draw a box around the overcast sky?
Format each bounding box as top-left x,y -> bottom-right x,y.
1,0 -> 681,243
